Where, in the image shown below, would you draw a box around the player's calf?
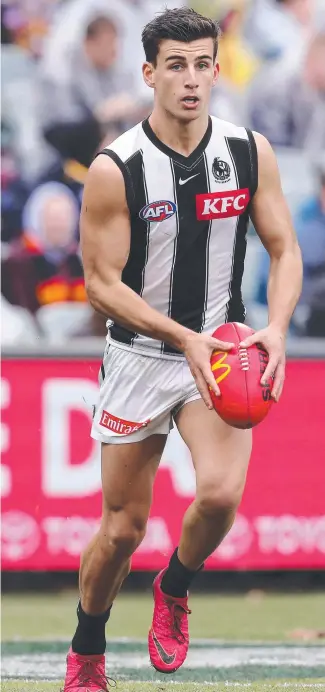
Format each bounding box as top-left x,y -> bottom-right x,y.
79,508 -> 148,615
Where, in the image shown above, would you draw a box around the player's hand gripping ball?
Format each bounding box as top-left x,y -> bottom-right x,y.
210,322 -> 273,429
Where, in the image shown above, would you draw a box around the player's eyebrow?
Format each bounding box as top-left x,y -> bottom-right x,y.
195,55 -> 213,61
165,54 -> 213,63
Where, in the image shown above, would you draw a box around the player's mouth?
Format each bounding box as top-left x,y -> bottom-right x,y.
181,96 -> 200,110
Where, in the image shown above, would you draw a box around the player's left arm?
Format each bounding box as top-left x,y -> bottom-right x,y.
240,132 -> 303,401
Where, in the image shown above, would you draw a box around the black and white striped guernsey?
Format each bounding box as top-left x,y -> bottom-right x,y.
100,116 -> 258,358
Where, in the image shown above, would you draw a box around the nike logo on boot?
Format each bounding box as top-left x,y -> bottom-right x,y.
152,631 -> 176,665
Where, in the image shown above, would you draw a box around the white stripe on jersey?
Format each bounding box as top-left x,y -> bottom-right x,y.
203,122 -> 241,332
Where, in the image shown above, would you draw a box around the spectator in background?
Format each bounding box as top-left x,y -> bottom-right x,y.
249,32 -> 325,156
1,182 -> 85,314
1,119 -> 29,243
38,15 -> 145,168
295,159 -> 325,336
1,0 -> 57,57
216,0 -> 259,90
39,0 -> 153,129
244,0 -> 314,62
255,158 -> 325,336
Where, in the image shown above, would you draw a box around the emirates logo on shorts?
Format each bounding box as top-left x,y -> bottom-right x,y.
196,188 -> 250,220
100,410 -> 150,435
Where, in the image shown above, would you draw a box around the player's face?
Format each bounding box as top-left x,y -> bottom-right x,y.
143,38 -> 219,121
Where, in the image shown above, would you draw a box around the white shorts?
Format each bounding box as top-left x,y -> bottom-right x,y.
91,342 -> 201,444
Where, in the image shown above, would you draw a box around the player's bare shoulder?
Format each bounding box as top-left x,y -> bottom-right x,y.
252,130 -> 273,152
249,130 -> 297,249
81,153 -> 129,223
251,131 -> 280,188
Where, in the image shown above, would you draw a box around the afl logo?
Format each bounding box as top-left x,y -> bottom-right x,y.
139,200 -> 176,222
212,157 -> 231,183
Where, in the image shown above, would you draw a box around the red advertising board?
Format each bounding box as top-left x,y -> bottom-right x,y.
1,358 -> 325,570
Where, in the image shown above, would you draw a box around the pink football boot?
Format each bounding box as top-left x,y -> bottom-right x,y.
63,648 -> 113,690
148,569 -> 191,673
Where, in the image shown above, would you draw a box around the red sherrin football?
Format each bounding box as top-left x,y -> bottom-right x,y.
210,322 -> 273,429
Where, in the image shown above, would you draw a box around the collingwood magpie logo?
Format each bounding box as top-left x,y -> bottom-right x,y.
212,157 -> 231,183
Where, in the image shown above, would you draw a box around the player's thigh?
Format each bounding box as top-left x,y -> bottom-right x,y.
174,399 -> 252,507
101,434 -> 166,522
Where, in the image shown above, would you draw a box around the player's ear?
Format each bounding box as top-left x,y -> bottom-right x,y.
212,62 -> 220,86
143,62 -> 155,89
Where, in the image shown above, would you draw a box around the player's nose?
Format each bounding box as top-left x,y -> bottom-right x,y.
184,66 -> 198,89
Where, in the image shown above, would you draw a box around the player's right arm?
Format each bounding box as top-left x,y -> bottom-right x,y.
80,155 -> 234,408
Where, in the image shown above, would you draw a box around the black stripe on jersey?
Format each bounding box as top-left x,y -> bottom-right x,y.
97,149 -> 134,212
246,129 -> 258,197
110,149 -> 149,346
225,137 -> 251,324
163,155 -> 210,355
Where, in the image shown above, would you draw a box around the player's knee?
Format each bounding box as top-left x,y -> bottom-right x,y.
101,509 -> 147,557
197,481 -> 243,517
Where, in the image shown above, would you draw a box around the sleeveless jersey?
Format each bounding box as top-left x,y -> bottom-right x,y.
100,115 -> 258,358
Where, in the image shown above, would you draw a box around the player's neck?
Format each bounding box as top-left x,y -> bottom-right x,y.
148,109 -> 209,158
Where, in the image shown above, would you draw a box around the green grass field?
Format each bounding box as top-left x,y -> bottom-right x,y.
2,590 -> 325,641
2,681 -> 325,692
2,590 -> 325,691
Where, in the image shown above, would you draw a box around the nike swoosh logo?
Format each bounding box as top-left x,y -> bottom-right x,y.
152,630 -> 176,665
179,174 -> 200,185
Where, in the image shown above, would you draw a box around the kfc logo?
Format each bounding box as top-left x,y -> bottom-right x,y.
196,188 -> 250,220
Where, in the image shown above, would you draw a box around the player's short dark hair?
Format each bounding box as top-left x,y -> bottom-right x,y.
142,7 -> 221,65
86,16 -> 117,40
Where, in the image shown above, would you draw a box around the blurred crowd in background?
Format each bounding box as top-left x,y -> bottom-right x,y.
1,0 -> 325,346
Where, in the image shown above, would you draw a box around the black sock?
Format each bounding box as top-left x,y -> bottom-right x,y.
160,548 -> 203,598
71,601 -> 112,655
